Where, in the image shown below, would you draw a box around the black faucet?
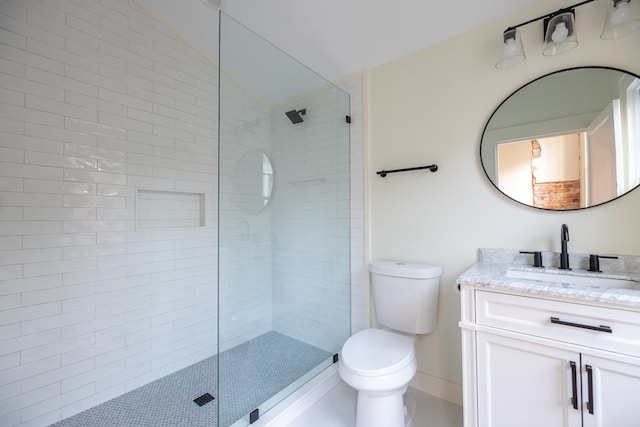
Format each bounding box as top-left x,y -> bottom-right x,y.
588,254 -> 619,272
559,224 -> 570,270
520,251 -> 544,268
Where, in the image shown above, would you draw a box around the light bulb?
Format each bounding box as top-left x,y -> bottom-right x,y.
611,1 -> 631,24
503,39 -> 517,57
551,22 -> 569,42
496,29 -> 525,69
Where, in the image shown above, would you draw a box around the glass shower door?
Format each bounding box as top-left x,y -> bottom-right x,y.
217,12 -> 351,427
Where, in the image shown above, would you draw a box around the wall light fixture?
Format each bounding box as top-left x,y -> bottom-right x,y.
602,0 -> 640,38
496,0 -> 640,69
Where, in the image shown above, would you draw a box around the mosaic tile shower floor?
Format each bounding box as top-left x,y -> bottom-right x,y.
51,331 -> 332,427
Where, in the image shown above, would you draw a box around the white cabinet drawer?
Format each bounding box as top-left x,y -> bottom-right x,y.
476,290 -> 640,357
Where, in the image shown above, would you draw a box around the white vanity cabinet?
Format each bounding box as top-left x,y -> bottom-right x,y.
460,287 -> 640,427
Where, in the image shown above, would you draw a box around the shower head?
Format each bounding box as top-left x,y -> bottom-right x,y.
285,108 -> 306,124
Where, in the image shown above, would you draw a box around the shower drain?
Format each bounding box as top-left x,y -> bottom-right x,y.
193,393 -> 215,407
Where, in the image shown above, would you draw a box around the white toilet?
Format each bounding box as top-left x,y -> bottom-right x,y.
339,261 -> 441,427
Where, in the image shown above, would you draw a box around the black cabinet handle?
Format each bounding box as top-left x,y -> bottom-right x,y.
570,361 -> 578,410
550,317 -> 613,333
586,365 -> 594,415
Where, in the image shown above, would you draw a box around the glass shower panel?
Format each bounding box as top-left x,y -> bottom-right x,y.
218,13 -> 351,427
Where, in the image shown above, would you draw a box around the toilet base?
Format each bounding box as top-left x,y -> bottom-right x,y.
355,387 -> 407,427
404,391 -> 416,427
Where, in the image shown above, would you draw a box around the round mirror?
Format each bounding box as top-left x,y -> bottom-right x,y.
233,150 -> 274,213
481,66 -> 640,210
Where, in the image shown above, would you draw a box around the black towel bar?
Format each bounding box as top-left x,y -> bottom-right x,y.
376,164 -> 438,177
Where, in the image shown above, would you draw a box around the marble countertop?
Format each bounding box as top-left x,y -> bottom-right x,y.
458,249 -> 640,309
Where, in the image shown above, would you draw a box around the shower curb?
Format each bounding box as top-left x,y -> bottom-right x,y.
251,365 -> 341,426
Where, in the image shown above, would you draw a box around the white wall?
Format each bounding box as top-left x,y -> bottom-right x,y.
0,1 -> 220,425
534,134 -> 581,182
368,0 -> 640,403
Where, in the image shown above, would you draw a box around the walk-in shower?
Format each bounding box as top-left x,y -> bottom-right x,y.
0,2 -> 350,426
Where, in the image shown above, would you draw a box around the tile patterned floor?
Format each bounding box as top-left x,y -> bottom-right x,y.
51,331 -> 331,427
286,380 -> 464,427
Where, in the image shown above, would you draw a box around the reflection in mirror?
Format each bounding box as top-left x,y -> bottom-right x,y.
262,153 -> 273,207
233,150 -> 274,213
481,67 -> 640,210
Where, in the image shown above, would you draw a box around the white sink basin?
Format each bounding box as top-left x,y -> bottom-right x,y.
505,269 -> 640,290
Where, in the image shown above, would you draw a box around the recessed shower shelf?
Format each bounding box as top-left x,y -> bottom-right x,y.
376,164 -> 439,177
136,189 -> 205,229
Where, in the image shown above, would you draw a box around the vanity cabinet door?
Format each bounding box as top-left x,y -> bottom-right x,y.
581,353 -> 640,427
476,332 -> 582,427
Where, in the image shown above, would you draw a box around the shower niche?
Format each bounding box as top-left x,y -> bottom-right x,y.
136,189 -> 206,229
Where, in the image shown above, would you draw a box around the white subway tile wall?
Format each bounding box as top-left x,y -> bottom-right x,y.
0,0 -> 366,426
338,75 -> 367,336
270,87 -> 352,352
218,77 -> 274,352
0,1 -> 218,425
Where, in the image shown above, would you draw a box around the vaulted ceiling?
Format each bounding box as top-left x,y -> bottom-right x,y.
143,0 -> 545,81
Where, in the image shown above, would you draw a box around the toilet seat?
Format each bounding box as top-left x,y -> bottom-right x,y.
341,328 -> 415,377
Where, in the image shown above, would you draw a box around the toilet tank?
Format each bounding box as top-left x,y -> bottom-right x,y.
370,261 -> 442,334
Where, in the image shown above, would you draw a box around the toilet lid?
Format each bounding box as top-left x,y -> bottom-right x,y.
341,329 -> 415,376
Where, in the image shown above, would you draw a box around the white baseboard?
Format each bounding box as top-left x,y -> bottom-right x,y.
409,370 -> 463,406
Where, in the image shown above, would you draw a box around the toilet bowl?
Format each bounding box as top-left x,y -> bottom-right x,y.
339,261 -> 441,427
339,328 -> 417,427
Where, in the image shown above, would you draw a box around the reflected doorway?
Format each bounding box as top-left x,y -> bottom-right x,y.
496,100 -> 622,210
